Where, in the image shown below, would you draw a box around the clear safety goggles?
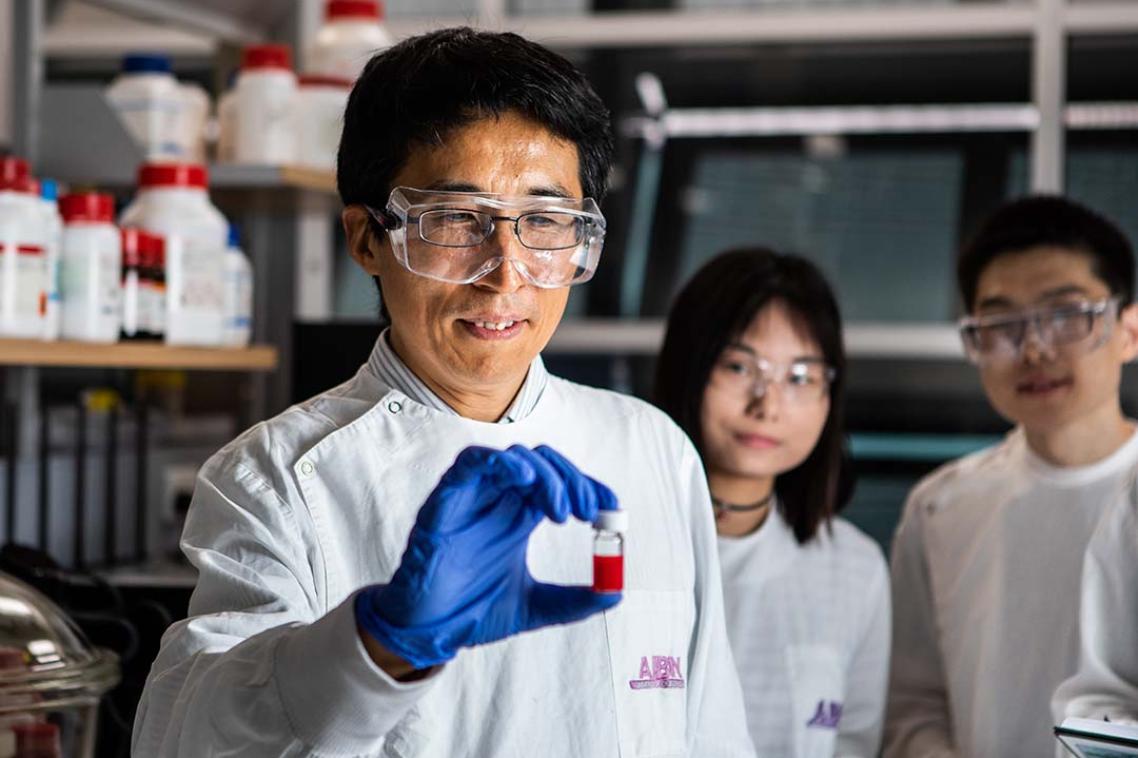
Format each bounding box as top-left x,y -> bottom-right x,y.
367,186 -> 606,288
709,348 -> 836,405
958,297 -> 1119,365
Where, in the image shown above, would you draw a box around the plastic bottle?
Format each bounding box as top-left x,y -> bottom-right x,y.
233,44 -> 297,165
310,1 -> 392,82
119,163 -> 226,346
215,72 -> 238,163
593,510 -> 627,594
222,225 -> 253,347
0,158 -> 48,339
105,53 -> 184,159
37,179 -> 63,341
58,193 -> 122,343
293,75 -> 352,171
120,228 -> 148,340
142,231 -> 167,341
178,82 -> 210,163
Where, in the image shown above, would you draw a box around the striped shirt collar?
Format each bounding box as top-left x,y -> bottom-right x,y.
367,328 -> 548,423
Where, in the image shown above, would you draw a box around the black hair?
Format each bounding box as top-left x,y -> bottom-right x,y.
653,248 -> 852,545
958,195 -> 1135,312
337,27 -> 614,209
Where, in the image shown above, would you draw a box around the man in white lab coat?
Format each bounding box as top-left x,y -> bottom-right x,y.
132,27 -> 755,758
884,196 -> 1138,758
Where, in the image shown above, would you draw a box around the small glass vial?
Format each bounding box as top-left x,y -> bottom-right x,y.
593,509 -> 628,594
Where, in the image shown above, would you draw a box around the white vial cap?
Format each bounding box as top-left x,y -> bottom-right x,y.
594,509 -> 628,533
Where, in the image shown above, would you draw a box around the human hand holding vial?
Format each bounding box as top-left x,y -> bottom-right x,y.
593,509 -> 627,593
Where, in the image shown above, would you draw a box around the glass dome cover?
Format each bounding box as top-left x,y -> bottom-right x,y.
0,572 -> 118,714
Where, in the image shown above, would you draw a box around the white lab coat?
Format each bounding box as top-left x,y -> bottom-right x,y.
132,337 -> 756,757
1052,475 -> 1138,728
718,508 -> 890,758
885,427 -> 1138,758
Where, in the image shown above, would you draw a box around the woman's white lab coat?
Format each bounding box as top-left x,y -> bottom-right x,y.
132,338 -> 756,757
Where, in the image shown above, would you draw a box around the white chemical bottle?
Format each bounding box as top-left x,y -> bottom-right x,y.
59,193 -> 122,343
215,72 -> 238,164
233,45 -> 297,165
178,82 -> 210,163
105,53 -> 184,159
309,0 -> 391,82
0,158 -> 48,339
222,225 -> 254,347
38,179 -> 63,341
293,75 -> 352,171
119,163 -> 227,346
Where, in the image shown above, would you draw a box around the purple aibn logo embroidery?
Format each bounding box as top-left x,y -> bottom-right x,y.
629,655 -> 686,690
806,700 -> 843,729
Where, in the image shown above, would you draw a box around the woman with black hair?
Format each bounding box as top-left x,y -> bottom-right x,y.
655,248 -> 890,758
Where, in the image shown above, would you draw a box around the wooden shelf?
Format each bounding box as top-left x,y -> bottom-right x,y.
210,163 -> 338,195
279,165 -> 338,195
0,339 -> 278,371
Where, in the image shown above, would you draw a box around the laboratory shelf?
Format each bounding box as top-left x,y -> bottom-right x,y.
389,4 -> 1040,47
849,432 -> 1002,463
210,164 -> 339,196
546,319 -> 965,359
386,3 -> 1138,48
1066,1 -> 1138,35
99,561 -> 198,589
0,339 -> 279,371
82,0 -> 293,44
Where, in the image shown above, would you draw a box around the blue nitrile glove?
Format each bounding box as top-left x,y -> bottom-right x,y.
355,444 -> 622,670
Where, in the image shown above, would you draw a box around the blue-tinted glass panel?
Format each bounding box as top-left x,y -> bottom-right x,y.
675,149 -> 963,321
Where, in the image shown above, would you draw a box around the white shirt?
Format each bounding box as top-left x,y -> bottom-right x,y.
718,508 -> 890,758
885,426 -> 1138,758
1052,475 -> 1138,727
132,334 -> 756,757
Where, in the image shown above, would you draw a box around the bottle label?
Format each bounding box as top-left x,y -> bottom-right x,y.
0,243 -> 47,322
122,270 -> 141,336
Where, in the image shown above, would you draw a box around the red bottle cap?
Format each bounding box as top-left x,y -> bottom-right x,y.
326,0 -> 382,21
59,192 -> 115,224
242,44 -> 292,71
0,156 -> 29,184
138,163 -> 208,190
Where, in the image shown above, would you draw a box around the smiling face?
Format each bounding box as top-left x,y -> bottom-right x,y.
700,301 -> 832,485
342,111 -> 581,415
972,246 -> 1138,434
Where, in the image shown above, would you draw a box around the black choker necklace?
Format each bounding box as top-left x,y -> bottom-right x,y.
712,492 -> 773,517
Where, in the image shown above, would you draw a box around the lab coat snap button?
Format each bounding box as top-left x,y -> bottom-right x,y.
299,460 -> 315,477
387,400 -> 403,414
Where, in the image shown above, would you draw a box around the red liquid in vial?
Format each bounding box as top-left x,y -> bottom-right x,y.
593,554 -> 624,593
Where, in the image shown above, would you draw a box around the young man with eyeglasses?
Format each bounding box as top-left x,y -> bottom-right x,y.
133,28 -> 754,757
884,196 -> 1138,758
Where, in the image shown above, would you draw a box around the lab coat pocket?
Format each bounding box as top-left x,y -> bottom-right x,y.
605,589 -> 694,758
786,644 -> 845,758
